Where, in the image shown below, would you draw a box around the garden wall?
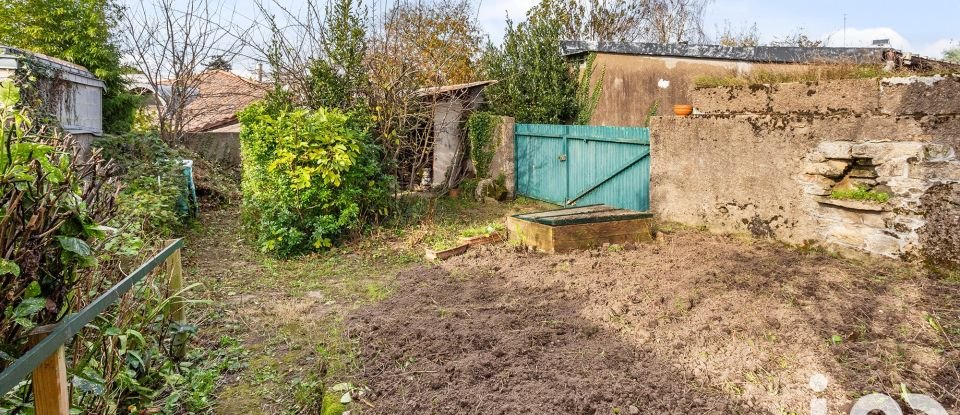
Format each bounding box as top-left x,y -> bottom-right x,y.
650,76 -> 960,267
183,131 -> 242,167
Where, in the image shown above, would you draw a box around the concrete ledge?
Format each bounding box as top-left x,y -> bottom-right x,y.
880,75 -> 960,116
769,79 -> 880,114
692,85 -> 770,114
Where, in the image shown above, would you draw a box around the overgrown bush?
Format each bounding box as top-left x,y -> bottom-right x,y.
481,0 -> 603,124
0,79 -> 237,414
238,103 -> 393,257
92,133 -> 190,258
0,79 -> 117,351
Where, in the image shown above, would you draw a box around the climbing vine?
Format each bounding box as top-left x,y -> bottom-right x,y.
467,112 -> 500,178
575,53 -> 605,125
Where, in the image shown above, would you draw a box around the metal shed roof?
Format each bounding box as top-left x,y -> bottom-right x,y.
560,41 -> 891,64
0,45 -> 106,89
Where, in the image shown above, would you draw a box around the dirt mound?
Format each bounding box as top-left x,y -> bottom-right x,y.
347,265 -> 759,414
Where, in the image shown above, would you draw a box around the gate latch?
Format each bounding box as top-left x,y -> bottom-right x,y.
558,154 -> 567,161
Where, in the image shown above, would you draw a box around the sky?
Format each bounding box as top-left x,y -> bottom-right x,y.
122,0 -> 959,70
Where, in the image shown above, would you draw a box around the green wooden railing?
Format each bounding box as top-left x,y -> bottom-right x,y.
0,239 -> 185,414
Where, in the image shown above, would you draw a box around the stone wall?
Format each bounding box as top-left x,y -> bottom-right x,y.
650,76 -> 960,267
487,116 -> 516,197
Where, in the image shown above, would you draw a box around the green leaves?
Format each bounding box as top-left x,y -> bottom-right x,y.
11,282 -> 46,328
0,259 -> 20,277
57,236 -> 93,257
239,103 -> 392,257
0,80 -> 20,108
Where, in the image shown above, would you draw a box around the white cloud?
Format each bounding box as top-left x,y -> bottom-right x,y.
822,27 -> 912,50
915,38 -> 958,59
822,27 -> 958,59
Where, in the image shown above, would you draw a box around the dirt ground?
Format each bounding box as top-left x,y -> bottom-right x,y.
187,202 -> 960,415
347,232 -> 960,414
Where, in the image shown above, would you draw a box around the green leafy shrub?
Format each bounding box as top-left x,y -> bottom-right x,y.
0,80 -> 112,352
830,185 -> 891,203
239,103 -> 393,257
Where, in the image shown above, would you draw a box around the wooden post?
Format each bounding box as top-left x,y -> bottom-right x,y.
164,240 -> 187,359
28,325 -> 70,415
165,241 -> 184,322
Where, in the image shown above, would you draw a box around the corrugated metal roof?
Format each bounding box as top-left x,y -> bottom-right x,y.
414,80 -> 498,97
561,41 -> 890,64
0,45 -> 106,89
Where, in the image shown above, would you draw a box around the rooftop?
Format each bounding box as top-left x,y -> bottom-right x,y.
0,45 -> 105,89
561,41 -> 892,64
181,70 -> 268,132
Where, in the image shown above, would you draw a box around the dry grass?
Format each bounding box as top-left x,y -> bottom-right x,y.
694,63 -> 942,89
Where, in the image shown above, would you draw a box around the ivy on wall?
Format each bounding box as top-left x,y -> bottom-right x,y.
466,111 -> 501,178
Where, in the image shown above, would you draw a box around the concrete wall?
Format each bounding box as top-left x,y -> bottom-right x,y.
588,53 -> 803,127
183,132 -> 241,167
650,76 -> 960,267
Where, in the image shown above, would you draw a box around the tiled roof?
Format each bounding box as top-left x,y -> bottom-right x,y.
183,70 -> 268,133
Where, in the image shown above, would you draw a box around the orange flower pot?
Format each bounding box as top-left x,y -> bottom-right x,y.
673,104 -> 693,117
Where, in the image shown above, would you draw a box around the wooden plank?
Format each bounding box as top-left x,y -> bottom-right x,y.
165,243 -> 184,322
28,326 -> 69,415
508,216 -> 654,253
552,231 -> 653,252
165,242 -> 187,359
516,204 -> 613,220
425,244 -> 469,260
507,216 -> 555,253
536,209 -> 653,226
552,218 -> 654,243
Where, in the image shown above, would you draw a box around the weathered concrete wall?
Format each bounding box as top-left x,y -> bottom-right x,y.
487,116 -> 516,197
651,76 -> 960,267
183,132 -> 241,167
588,53 -> 805,126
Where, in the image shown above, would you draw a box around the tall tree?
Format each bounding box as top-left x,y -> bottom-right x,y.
307,0 -> 369,110
646,0 -> 711,44
121,0 -> 244,144
383,0 -> 483,86
0,0 -> 138,134
483,0 -> 589,124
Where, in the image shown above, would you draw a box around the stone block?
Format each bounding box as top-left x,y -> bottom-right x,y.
824,224 -> 868,247
804,160 -> 848,177
852,141 -> 925,163
799,174 -> 836,196
922,143 -> 956,162
770,79 -> 880,115
816,142 -> 853,159
848,167 -> 878,179
863,233 -> 902,257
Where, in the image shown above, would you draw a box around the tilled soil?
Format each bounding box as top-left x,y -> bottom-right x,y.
347,230 -> 960,414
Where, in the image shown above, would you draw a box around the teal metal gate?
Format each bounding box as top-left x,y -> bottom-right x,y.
515,124 -> 650,211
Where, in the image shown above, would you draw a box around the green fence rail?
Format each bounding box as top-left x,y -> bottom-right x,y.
0,239 -> 185,397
